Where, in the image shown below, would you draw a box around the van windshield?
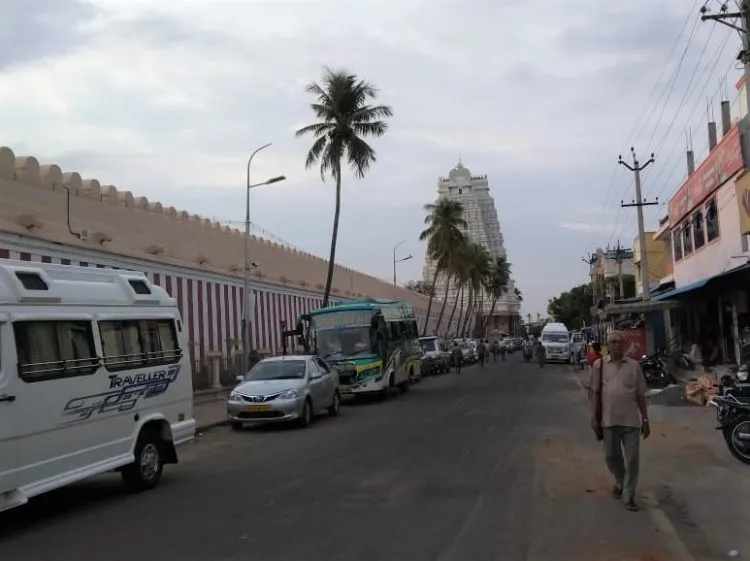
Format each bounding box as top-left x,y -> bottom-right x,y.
542,334 -> 568,344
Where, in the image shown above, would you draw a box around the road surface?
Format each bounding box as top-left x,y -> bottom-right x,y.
0,355 -> 745,560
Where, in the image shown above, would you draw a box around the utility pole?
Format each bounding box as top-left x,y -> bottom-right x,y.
615,240 -> 625,300
619,148 -> 658,301
582,254 -> 597,305
700,2 -> 750,115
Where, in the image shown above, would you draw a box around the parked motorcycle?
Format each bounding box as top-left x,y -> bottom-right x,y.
639,351 -> 674,387
710,392 -> 750,465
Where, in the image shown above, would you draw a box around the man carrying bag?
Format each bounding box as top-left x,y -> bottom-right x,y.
588,330 -> 650,512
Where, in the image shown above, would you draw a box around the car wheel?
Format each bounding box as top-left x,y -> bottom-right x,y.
328,391 -> 341,416
299,399 -> 313,428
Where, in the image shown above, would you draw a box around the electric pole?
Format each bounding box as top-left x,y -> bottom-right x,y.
615,240 -> 625,300
619,148 -> 658,301
582,254 -> 597,305
700,2 -> 750,115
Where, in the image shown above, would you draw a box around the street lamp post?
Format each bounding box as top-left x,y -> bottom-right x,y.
242,143 -> 286,376
392,240 -> 413,286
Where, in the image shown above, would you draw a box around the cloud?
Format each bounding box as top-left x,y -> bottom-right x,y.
0,0 -> 99,71
0,0 -> 740,316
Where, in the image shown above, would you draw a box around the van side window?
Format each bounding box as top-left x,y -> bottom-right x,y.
14,320 -> 99,383
99,319 -> 181,372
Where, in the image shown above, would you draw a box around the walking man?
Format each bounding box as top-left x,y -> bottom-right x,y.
588,330 -> 650,512
477,339 -> 487,369
451,341 -> 463,375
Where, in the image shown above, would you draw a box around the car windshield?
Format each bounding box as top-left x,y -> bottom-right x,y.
245,360 -> 307,381
543,334 -> 569,344
316,326 -> 375,360
420,339 -> 438,352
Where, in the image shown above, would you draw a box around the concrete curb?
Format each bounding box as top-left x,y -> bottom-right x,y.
196,419 -> 230,432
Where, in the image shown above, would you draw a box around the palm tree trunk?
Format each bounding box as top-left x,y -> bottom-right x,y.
421,267 -> 440,336
487,297 -> 498,333
434,274 -> 451,335
455,286 -> 465,338
476,288 -> 486,336
462,288 -> 474,336
322,164 -> 342,307
446,281 -> 461,337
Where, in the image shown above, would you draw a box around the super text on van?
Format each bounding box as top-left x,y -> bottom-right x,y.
0,260 -> 195,513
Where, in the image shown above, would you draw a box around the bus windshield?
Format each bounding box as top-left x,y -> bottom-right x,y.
316,326 -> 377,361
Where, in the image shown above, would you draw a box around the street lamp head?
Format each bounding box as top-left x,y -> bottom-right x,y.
404,254 -> 413,261
266,175 -> 286,185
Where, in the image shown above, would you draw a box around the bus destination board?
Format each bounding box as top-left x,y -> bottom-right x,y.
313,310 -> 373,329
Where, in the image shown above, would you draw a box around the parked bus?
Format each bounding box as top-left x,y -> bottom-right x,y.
293,298 -> 422,398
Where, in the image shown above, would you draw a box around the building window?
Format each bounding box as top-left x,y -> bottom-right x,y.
693,211 -> 705,250
682,222 -> 693,255
673,229 -> 683,261
99,319 -> 180,372
705,198 -> 719,241
14,320 -> 99,383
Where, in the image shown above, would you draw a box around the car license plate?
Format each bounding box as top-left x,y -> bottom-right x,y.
247,404 -> 271,412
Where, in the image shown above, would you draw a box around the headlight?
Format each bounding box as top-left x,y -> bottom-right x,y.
228,390 -> 244,401
278,389 -> 299,399
738,367 -> 749,382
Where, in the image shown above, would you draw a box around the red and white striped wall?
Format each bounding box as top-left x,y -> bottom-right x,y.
0,241 -> 440,360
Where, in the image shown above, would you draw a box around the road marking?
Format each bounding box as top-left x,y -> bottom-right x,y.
642,492 -> 696,561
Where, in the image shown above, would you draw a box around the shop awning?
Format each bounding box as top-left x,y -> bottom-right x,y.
604,300 -> 680,314
653,262 -> 750,301
653,279 -> 710,301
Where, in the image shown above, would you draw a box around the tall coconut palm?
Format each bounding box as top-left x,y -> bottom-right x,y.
460,243 -> 490,337
445,247 -> 471,337
419,199 -> 467,335
296,66 -> 393,307
484,256 -> 512,334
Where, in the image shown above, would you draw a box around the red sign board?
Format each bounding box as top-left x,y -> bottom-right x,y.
668,124 -> 744,225
621,328 -> 647,359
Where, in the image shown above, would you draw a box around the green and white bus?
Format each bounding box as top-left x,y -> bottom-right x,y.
294,298 -> 422,398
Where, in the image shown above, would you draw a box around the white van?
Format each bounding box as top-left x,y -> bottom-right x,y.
0,260 -> 195,513
540,322 -> 571,363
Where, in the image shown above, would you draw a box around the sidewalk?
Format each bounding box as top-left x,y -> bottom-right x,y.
193,388 -> 230,431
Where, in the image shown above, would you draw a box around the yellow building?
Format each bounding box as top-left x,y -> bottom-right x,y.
632,230 -> 669,297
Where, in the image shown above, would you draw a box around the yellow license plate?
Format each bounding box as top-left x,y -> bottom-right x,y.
247,404 -> 272,412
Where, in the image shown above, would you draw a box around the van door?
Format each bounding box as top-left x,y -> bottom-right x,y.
0,318 -> 20,494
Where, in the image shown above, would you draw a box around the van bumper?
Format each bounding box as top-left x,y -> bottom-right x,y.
171,419 -> 196,445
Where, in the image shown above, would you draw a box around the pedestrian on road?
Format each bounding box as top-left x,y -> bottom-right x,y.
588,330 -> 650,512
500,341 -> 507,361
535,340 -> 546,368
477,340 -> 487,369
491,340 -> 499,362
451,341 -> 463,375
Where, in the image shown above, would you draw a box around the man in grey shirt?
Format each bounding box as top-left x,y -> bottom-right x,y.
589,330 -> 650,511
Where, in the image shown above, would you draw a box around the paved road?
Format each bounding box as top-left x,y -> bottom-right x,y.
0,356 -> 739,560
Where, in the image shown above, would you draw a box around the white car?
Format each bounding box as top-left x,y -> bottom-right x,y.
227,355 -> 341,428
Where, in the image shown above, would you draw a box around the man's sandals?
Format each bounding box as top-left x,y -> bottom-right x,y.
612,486 -> 639,511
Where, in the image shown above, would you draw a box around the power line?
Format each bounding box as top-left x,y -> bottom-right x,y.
593,1 -> 703,236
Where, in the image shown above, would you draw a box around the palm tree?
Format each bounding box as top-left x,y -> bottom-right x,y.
445,248 -> 470,337
460,243 -> 490,337
419,199 -> 467,335
296,66 -> 393,307
484,256 -> 512,334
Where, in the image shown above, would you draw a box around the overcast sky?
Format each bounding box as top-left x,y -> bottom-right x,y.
0,0 -> 742,316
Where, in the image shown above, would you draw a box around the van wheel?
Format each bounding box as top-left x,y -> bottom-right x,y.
122,432 -> 164,492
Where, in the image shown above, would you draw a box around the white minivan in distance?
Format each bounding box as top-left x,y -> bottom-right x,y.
540,322 -> 571,363
0,260 -> 195,513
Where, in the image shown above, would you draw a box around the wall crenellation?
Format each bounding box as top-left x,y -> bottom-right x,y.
0,145 -> 445,316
